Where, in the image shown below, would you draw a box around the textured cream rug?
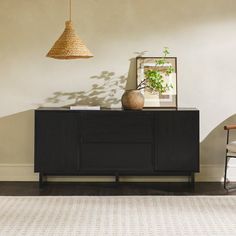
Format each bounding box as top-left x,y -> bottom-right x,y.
0,196 -> 236,236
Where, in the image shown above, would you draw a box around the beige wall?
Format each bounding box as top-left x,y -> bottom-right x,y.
0,0 -> 236,181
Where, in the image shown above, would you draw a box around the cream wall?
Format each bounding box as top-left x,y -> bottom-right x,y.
0,0 -> 236,181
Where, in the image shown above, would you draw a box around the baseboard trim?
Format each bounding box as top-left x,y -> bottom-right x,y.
0,164 -> 38,181
0,163 -> 235,182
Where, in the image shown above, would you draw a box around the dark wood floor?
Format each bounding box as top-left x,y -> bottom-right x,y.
0,182 -> 236,196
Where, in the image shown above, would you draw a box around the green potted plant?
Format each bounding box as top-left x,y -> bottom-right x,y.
122,47 -> 174,110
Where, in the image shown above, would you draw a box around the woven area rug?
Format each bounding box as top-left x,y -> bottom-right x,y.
0,196 -> 236,236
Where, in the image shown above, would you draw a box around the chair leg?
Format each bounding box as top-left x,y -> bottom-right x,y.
224,156 -> 229,190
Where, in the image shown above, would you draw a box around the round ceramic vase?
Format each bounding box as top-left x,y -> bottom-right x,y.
121,89 -> 144,110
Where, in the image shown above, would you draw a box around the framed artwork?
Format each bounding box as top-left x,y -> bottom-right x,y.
136,57 -> 177,108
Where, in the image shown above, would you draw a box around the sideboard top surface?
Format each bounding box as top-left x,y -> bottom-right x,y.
36,107 -> 199,112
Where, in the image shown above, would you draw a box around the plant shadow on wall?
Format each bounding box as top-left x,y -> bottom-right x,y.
126,51 -> 148,90
44,51 -> 148,108
44,71 -> 127,108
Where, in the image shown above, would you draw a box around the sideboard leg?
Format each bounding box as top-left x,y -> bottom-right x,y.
39,172 -> 44,188
115,173 -> 119,183
190,172 -> 195,187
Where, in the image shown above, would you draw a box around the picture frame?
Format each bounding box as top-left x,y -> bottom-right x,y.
136,57 -> 177,108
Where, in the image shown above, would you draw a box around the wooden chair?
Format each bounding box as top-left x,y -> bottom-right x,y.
224,125 -> 236,190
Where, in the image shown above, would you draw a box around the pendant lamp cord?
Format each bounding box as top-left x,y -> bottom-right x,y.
69,0 -> 72,21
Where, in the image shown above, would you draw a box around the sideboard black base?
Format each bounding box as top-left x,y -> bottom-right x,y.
39,172 -> 196,188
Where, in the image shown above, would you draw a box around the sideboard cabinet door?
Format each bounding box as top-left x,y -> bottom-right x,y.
35,112 -> 78,173
155,111 -> 199,172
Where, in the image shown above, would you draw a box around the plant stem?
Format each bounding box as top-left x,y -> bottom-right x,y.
137,85 -> 153,91
137,80 -> 146,89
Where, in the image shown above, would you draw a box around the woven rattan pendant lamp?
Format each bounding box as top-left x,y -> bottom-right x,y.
46,0 -> 93,59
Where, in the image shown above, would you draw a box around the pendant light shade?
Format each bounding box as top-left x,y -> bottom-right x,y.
47,21 -> 93,59
46,0 -> 93,60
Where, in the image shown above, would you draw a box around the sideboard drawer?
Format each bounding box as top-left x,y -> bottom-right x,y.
82,111 -> 153,143
80,143 -> 153,171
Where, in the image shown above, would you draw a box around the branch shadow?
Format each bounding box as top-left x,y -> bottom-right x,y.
126,51 -> 148,90
42,51 -> 148,108
43,71 -> 127,108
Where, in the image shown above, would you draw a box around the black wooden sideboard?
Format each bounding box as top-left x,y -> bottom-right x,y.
34,108 -> 199,186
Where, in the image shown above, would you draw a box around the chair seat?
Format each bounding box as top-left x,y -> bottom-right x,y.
227,141 -> 236,153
